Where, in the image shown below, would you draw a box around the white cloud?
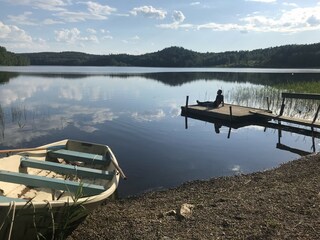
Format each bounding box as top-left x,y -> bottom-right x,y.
49,2 -> 116,22
54,28 -> 99,44
190,2 -> 201,6
245,0 -> 276,3
92,109 -> 118,123
132,109 -> 165,122
0,21 -> 33,43
8,0 -> 69,11
162,5 -> 320,33
131,35 -> 140,40
102,35 -> 113,40
8,12 -> 37,26
43,18 -> 64,25
54,11 -> 107,22
8,12 -> 64,26
172,10 -> 185,23
85,1 -> 116,16
130,6 -> 167,19
197,22 -> 242,31
157,10 -> 189,29
241,6 -> 320,32
55,28 -> 81,43
86,35 -> 99,43
100,29 -> 110,34
87,28 -> 97,34
283,2 -> 299,8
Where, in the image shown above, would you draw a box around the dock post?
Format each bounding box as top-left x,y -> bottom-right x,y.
312,105 -> 320,124
311,126 -> 316,152
227,127 -> 231,139
229,106 -> 233,122
277,121 -> 282,143
185,96 -> 189,129
266,97 -> 270,111
279,98 -> 285,116
185,96 -> 189,111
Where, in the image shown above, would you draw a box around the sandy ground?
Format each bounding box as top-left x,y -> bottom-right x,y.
68,153 -> 320,240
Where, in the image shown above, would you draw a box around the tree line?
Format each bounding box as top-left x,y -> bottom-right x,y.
1,42 -> 320,68
0,46 -> 30,66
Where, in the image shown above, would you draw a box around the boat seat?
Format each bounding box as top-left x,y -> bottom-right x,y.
0,170 -> 105,196
0,196 -> 27,203
20,157 -> 115,180
47,149 -> 109,165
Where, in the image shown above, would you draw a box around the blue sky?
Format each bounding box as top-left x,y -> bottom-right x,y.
0,0 -> 320,54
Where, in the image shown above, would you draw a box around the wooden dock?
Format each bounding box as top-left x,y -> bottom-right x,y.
182,92 -> 320,129
181,92 -> 320,156
181,103 -> 271,124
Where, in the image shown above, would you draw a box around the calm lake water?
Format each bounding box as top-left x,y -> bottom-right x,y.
0,66 -> 319,197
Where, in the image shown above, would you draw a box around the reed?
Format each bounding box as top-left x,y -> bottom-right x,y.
272,81 -> 320,94
0,104 -> 4,140
10,105 -> 27,128
229,86 -> 320,120
0,185 -> 89,240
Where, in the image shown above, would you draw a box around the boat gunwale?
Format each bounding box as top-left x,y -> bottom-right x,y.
0,140 -> 120,208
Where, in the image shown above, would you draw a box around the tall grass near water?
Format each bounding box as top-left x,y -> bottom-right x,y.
228,85 -> 320,121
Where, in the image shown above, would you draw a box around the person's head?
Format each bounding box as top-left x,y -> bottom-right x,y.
217,89 -> 222,95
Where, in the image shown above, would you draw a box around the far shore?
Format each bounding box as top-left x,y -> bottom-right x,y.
68,153 -> 320,240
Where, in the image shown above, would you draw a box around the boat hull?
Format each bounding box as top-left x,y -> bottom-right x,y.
0,139 -> 121,239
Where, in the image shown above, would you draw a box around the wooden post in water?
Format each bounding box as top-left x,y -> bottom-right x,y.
185,96 -> 189,112
227,127 -> 231,139
277,121 -> 282,144
185,116 -> 188,129
185,96 -> 189,129
312,105 -> 320,124
266,97 -> 270,111
311,126 -> 316,152
279,98 -> 285,116
229,106 -> 233,123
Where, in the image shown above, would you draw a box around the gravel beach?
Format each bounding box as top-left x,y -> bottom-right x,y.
68,153 -> 320,240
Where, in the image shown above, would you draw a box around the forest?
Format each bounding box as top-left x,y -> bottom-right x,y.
0,46 -> 30,66
1,42 -> 320,68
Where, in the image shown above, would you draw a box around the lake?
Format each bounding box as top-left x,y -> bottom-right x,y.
0,66 -> 319,197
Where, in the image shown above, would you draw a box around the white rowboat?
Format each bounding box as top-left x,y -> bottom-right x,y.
0,139 -> 123,239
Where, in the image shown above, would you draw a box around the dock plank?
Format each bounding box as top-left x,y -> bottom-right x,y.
181,104 -> 271,122
250,110 -> 320,128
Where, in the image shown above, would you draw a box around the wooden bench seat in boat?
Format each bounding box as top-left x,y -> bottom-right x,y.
47,149 -> 108,165
0,170 -> 105,196
0,196 -> 27,202
20,157 -> 115,180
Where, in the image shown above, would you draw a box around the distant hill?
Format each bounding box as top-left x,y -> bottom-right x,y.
0,46 -> 29,66
15,43 -> 320,68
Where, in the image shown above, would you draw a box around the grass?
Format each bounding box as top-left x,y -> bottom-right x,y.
0,185 -> 89,240
227,85 -> 320,120
272,81 -> 320,94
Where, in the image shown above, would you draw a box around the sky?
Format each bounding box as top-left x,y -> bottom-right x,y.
0,0 -> 320,55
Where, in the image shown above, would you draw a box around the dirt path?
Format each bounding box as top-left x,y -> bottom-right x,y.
68,153 -> 320,240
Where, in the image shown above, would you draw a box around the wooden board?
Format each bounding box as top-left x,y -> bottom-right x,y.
181,104 -> 271,123
250,110 -> 320,128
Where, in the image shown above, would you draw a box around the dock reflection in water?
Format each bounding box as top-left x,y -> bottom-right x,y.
182,110 -> 320,157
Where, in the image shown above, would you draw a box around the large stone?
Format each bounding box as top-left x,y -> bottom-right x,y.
178,203 -> 195,219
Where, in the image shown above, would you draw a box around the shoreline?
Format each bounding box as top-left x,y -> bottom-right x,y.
68,153 -> 320,239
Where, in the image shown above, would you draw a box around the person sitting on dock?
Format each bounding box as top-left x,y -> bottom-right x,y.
197,89 -> 224,108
